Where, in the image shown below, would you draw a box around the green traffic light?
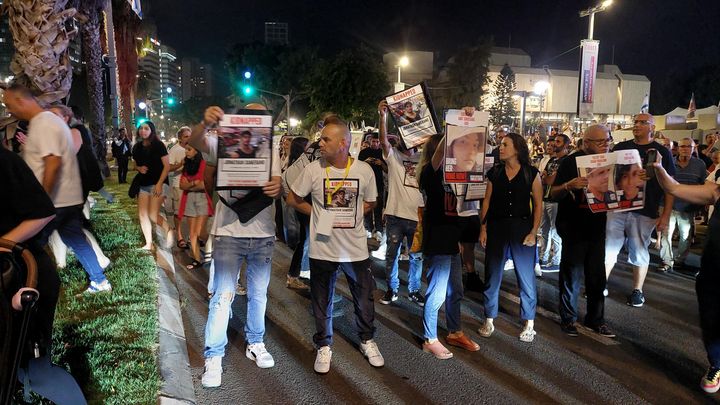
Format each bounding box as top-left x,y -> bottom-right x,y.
242,85 -> 254,96
167,97 -> 175,106
137,117 -> 148,126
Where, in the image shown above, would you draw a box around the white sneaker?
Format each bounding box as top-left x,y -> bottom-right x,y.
359,339 -> 384,367
246,343 -> 275,368
534,263 -> 543,277
603,288 -> 609,297
504,260 -> 514,271
201,356 -> 222,388
299,270 -> 310,279
85,279 -> 112,294
372,231 -> 384,243
366,230 -> 373,239
314,346 -> 332,374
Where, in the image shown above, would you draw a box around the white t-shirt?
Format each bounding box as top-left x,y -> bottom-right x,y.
168,143 -> 186,188
22,111 -> 83,208
291,158 -> 377,262
207,135 -> 282,238
383,147 -> 423,221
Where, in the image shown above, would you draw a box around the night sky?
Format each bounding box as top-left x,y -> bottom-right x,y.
148,0 -> 720,109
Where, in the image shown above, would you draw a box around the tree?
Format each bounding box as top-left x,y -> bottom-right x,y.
2,0 -> 78,105
174,95 -> 231,126
306,45 -> 389,125
488,64 -> 517,127
76,0 -> 108,173
112,0 -> 141,134
445,38 -> 492,107
226,43 -> 318,124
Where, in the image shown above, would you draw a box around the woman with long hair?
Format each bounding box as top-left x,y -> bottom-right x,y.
132,121 -> 172,250
283,136 -> 311,289
179,144 -> 214,269
479,133 -> 543,342
417,133 -> 479,360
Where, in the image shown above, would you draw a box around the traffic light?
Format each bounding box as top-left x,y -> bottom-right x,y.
242,85 -> 254,96
167,97 -> 176,106
137,117 -> 148,126
244,71 -> 252,79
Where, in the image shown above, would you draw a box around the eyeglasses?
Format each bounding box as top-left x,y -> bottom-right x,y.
633,120 -> 651,125
585,138 -> 611,145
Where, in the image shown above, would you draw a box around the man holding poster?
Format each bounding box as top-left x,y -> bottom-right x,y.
288,119 -> 385,374
188,105 -> 283,388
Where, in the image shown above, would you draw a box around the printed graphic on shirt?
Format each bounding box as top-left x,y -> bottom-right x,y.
403,160 -> 419,188
323,178 -> 359,228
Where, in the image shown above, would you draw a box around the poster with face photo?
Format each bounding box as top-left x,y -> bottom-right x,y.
385,82 -> 439,148
575,150 -> 644,213
443,109 -> 489,184
216,111 -> 273,189
323,179 -> 359,228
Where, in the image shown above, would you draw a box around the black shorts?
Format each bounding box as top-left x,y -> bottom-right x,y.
458,215 -> 481,243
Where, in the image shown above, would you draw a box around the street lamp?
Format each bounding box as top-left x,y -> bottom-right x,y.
579,0 -> 613,39
395,55 -> 409,92
533,80 -> 550,114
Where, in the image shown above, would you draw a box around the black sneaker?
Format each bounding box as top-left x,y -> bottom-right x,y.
592,324 -> 616,338
408,291 -> 425,307
626,289 -> 645,307
379,289 -> 398,305
560,322 -> 579,337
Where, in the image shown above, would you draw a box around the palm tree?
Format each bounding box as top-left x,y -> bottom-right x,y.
75,0 -> 108,173
111,0 -> 141,136
1,0 -> 78,105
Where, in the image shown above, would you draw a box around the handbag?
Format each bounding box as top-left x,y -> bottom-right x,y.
128,174 -> 142,199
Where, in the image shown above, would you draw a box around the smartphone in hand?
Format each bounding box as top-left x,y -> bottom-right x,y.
645,149 -> 658,180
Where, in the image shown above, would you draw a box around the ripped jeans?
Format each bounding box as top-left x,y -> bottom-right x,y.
204,236 -> 274,358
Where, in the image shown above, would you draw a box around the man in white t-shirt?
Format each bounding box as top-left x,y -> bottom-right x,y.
188,105 -> 282,387
167,127 -> 190,246
376,100 -> 425,306
2,83 -> 111,293
288,120 -> 385,374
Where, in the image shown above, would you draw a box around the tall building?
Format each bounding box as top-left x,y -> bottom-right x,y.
264,22 -> 288,45
137,37 -> 181,119
181,57 -> 213,101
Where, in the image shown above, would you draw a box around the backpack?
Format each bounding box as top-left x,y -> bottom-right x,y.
73,124 -> 104,199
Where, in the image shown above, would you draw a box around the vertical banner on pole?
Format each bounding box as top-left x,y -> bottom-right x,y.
578,39 -> 599,119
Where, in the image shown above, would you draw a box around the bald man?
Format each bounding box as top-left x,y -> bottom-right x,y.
190,105 -> 283,387
288,120 -> 385,374
551,125 -> 615,338
605,113 -> 675,308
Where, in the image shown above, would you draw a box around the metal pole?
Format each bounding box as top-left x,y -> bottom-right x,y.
520,92 -> 527,136
397,65 -> 402,84
588,12 -> 595,39
104,0 -> 120,133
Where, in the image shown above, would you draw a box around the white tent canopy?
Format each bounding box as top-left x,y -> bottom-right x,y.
663,105 -> 719,116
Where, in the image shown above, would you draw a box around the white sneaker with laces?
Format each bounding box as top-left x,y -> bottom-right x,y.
202,356 -> 222,388
85,279 -> 112,294
314,346 -> 332,374
534,263 -> 543,277
246,343 -> 275,368
359,339 -> 384,367
372,231 -> 384,243
504,260 -> 514,271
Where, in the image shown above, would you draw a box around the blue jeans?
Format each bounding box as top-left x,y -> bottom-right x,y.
423,254 -> 463,340
40,205 -> 107,283
204,236 -> 274,358
385,215 -> 423,293
309,259 -> 376,347
483,218 -> 537,320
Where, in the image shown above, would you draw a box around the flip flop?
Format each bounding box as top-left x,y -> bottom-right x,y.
186,259 -> 202,270
176,239 -> 188,249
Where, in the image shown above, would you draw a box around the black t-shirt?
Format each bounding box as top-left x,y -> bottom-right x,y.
132,139 -> 169,186
0,147 -> 55,243
612,140 -> 676,219
358,147 -> 385,190
486,163 -> 539,220
552,150 -> 606,239
419,164 -> 459,255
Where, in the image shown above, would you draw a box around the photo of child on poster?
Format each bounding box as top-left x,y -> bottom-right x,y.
323,179 -> 359,228
385,83 -> 438,148
443,108 -> 489,184
575,149 -> 645,213
216,113 -> 273,189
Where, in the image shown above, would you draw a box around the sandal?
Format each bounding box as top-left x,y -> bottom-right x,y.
176,239 -> 188,249
186,260 -> 202,270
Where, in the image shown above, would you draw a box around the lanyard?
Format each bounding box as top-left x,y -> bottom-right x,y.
325,158 -> 352,205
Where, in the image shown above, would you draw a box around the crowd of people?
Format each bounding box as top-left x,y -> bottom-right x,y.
1,80 -> 718,395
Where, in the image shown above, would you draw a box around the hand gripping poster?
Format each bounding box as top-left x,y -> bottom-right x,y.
216,111 -> 273,189
575,149 -> 645,213
385,82 -> 439,148
443,109 -> 489,184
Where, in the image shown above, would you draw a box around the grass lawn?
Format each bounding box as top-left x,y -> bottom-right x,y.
49,176 -> 159,404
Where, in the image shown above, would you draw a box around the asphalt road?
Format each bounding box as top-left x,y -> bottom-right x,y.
171,237 -> 719,405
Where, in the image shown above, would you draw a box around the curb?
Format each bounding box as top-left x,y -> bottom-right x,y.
155,245 -> 197,404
